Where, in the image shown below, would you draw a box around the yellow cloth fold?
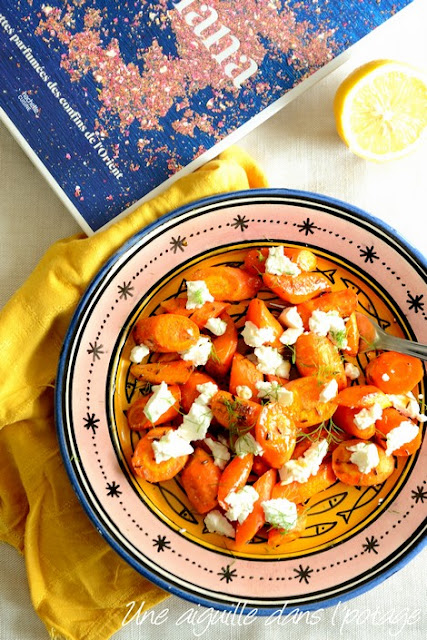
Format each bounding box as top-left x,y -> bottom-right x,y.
0,146 -> 268,640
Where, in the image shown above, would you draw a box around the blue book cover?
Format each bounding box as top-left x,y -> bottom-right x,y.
0,0 -> 413,233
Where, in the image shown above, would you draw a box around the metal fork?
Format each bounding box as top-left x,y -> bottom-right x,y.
355,313 -> 427,361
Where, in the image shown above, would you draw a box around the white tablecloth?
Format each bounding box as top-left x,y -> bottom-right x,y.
1,1 -> 426,638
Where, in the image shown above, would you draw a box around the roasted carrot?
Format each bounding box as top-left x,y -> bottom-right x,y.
130,360 -> 193,385
365,351 -> 424,395
335,384 -> 392,409
245,298 -> 284,349
181,447 -> 222,514
271,461 -> 336,504
294,333 -> 347,389
263,272 -> 331,304
267,507 -> 307,549
375,407 -> 422,456
160,297 -> 192,316
355,312 -> 378,352
180,370 -> 217,414
234,469 -> 276,547
345,312 -> 360,357
131,427 -> 189,483
211,390 -> 262,431
285,376 -> 338,429
296,289 -> 359,328
332,439 -> 395,486
133,313 -> 199,353
255,403 -> 296,468
217,453 -> 254,509
229,352 -> 264,402
243,247 -> 317,275
189,301 -> 231,328
333,404 -> 376,440
205,313 -> 238,378
186,266 -> 261,301
127,385 -> 181,430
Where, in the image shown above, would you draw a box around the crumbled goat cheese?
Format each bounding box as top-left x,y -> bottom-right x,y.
309,310 -> 348,349
256,380 -> 294,406
262,498 -> 298,531
234,433 -> 264,457
382,373 -> 390,382
196,382 -> 218,405
344,362 -> 361,380
388,392 -> 427,423
143,381 -> 176,424
180,335 -> 212,366
204,317 -> 227,336
204,510 -> 235,538
385,421 -> 419,456
318,379 -> 338,403
177,400 -> 213,441
347,442 -> 379,474
265,246 -> 301,277
204,438 -> 230,469
152,429 -> 194,463
241,321 -> 275,347
130,344 -> 150,363
254,346 -> 291,378
279,327 -> 304,345
224,486 -> 259,524
185,280 -> 214,309
280,306 -> 304,329
353,404 -> 383,430
279,439 -> 329,485
236,385 -> 253,400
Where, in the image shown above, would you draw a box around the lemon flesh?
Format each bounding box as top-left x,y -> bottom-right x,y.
334,60 -> 427,161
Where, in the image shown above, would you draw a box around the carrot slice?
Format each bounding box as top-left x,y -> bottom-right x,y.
244,247 -> 317,275
234,469 -> 276,547
229,353 -> 264,402
284,377 -> 338,429
335,384 -> 392,409
263,272 -> 331,304
211,390 -> 262,431
255,403 -> 296,468
181,447 -> 222,514
160,298 -> 192,316
365,351 -> 424,395
217,453 -> 254,509
131,427 -> 189,482
271,461 -> 336,504
245,298 -> 284,349
130,360 -> 193,385
127,385 -> 181,430
332,439 -> 395,486
267,506 -> 307,549
345,312 -> 360,357
133,314 -> 199,352
189,301 -> 231,328
205,313 -> 238,378
333,404 -> 376,440
180,370 -> 217,414
294,333 -> 347,389
296,289 -> 358,328
375,407 -> 422,456
187,266 -> 261,301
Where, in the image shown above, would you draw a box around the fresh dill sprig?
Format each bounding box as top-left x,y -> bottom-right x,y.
296,417 -> 344,445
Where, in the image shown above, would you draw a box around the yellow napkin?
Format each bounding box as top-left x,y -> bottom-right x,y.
0,146 -> 268,640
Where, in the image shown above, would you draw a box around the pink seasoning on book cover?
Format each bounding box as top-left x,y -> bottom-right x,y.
0,0 -> 413,232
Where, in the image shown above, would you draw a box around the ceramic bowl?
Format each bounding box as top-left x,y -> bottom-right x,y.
56,189 -> 426,613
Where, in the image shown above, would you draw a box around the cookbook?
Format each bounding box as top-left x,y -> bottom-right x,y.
0,0 -> 413,233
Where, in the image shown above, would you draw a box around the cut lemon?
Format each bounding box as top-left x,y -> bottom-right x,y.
334,60 -> 427,161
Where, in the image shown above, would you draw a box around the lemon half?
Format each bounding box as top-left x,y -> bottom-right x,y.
334,60 -> 427,162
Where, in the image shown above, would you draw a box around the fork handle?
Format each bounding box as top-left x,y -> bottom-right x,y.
380,334 -> 427,361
